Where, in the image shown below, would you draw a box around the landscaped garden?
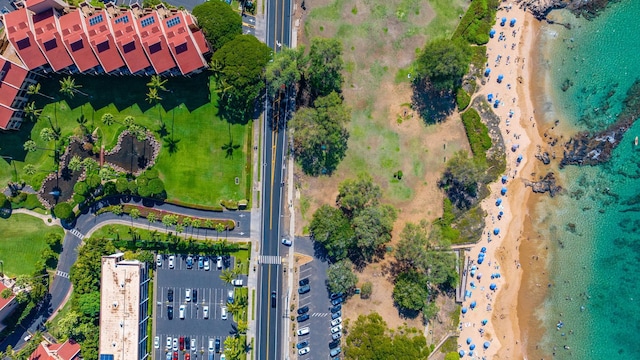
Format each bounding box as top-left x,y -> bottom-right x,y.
0,73 -> 252,209
0,214 -> 63,276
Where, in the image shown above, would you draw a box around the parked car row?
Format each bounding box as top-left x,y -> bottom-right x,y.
328,292 -> 343,358
157,254 -> 224,270
160,336 -> 226,359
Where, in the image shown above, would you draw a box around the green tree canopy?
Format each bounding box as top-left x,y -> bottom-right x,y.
192,1 -> 242,51
265,46 -> 306,95
78,291 -> 101,317
307,38 -> 344,98
395,220 -> 430,271
211,35 -> 272,119
309,204 -> 353,260
393,270 -> 429,312
53,202 -> 74,221
352,204 -> 397,261
439,150 -> 486,209
344,312 -> 430,359
415,38 -> 472,92
290,92 -> 350,176
337,172 -> 381,215
327,259 -> 358,294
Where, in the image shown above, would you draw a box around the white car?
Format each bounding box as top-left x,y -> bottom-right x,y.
179,305 -> 185,319
231,279 -> 243,286
168,255 -> 175,269
208,338 -> 214,353
156,254 -> 162,267
330,317 -> 342,327
173,338 -> 178,351
220,355 -> 226,360
221,306 -> 228,320
297,327 -> 310,336
191,338 -> 196,350
204,258 -> 210,271
331,324 -> 342,334
154,336 -> 159,349
216,256 -> 223,269
227,289 -> 234,303
185,288 -> 191,302
298,346 -> 310,355
166,336 -> 172,350
281,238 -> 292,246
203,305 -> 209,319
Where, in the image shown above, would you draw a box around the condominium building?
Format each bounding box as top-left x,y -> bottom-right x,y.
0,0 -> 210,130
98,253 -> 150,360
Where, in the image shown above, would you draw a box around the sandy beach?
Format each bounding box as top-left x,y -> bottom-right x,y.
456,5 -> 547,359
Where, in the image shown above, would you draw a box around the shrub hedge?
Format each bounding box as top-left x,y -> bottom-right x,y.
456,88 -> 471,110
452,0 -> 500,45
460,108 -> 492,159
120,204 -> 236,230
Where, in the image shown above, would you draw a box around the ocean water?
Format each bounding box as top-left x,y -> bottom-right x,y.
533,1 -> 640,358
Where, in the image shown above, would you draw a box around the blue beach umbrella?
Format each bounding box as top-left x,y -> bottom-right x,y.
490,283 -> 497,290
501,187 -> 507,195
470,301 -> 477,309
510,18 -> 517,27
487,93 -> 493,102
470,344 -> 476,351
471,266 -> 477,271
484,341 -> 491,349
494,99 -> 500,108
481,247 -> 487,253
493,228 -> 500,235
500,17 -> 507,26
489,29 -> 496,38
462,307 -> 468,314
459,350 -> 466,357
485,68 -> 491,77
499,211 -> 504,216
481,319 -> 488,326
501,175 -> 508,184
517,154 -> 523,162
470,270 -> 476,277
477,257 -> 484,264
467,338 -> 472,345
495,198 -> 502,206
476,273 -> 482,280
465,290 -> 472,299
468,351 -> 474,357
497,74 -> 504,83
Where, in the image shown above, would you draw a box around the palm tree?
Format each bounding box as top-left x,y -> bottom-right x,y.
129,208 -> 141,227
147,212 -> 157,230
176,223 -> 185,236
162,215 -> 174,230
23,140 -> 37,152
191,219 -> 201,238
124,116 -> 135,128
27,83 -> 54,100
67,155 -> 83,172
59,76 -> 85,98
82,158 -> 99,173
215,223 -> 226,240
101,113 -> 115,126
219,269 -> 235,284
234,318 -> 248,335
40,127 -> 57,142
146,88 -> 162,104
23,101 -> 41,122
23,164 -> 37,176
147,75 -> 168,92
226,300 -> 244,316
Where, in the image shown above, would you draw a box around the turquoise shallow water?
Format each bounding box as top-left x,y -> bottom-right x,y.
534,1 -> 640,358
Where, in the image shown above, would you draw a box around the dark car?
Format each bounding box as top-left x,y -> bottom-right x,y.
330,304 -> 342,313
186,256 -> 193,269
192,289 -> 198,303
167,305 -> 173,320
298,285 -> 310,294
297,306 -> 309,315
329,339 -> 340,349
296,314 -> 309,322
296,340 -> 309,349
185,336 -> 190,351
330,292 -> 343,300
167,289 -> 173,302
331,311 -> 342,320
271,291 -> 277,308
298,278 -> 309,286
331,297 -> 343,306
215,338 -> 221,353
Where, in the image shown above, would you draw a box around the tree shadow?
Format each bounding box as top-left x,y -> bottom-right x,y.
222,124 -> 241,158
397,306 -> 421,320
312,240 -> 330,262
411,79 -> 456,125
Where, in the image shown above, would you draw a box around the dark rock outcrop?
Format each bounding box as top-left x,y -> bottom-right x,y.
536,151 -> 551,165
524,172 -> 563,197
516,0 -> 616,21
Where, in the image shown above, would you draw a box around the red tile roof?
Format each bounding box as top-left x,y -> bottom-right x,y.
183,13 -> 209,56
59,10 -> 100,72
3,8 -> 48,70
32,9 -> 73,71
85,10 -> 125,73
0,55 -> 30,88
29,339 -> 81,360
109,10 -> 151,74
137,13 -> 176,74
162,12 -> 206,75
0,104 -> 16,130
0,282 -> 15,311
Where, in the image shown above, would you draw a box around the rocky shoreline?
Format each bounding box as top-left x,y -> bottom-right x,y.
516,0 -> 616,21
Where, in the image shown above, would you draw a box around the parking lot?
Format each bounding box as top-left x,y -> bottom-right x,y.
293,237 -> 337,359
154,254 -> 245,360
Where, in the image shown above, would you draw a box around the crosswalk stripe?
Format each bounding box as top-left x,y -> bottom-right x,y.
69,229 -> 84,239
258,255 -> 281,265
56,270 -> 69,279
311,313 -> 328,317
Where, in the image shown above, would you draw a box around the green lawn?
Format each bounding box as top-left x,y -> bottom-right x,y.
0,73 -> 251,207
0,214 -> 63,276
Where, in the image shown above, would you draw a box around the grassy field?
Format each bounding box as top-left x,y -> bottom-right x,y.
0,73 -> 251,207
0,214 -> 63,276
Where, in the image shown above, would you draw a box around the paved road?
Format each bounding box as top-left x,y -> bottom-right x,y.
257,0 -> 293,358
0,198 -> 250,352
